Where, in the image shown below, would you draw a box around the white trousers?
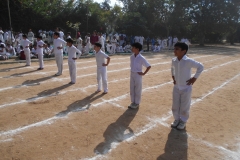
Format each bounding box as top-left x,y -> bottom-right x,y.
111,44 -> 116,54
38,53 -> 44,68
97,67 -> 108,92
130,72 -> 142,104
168,42 -> 172,49
172,86 -> 192,122
86,43 -> 91,53
24,48 -> 31,65
55,53 -> 63,74
68,60 -> 76,83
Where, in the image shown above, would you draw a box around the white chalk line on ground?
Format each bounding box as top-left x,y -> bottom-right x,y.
86,72 -> 240,160
0,54 -> 215,92
0,55 -> 213,79
0,56 -> 235,109
0,58 -> 238,138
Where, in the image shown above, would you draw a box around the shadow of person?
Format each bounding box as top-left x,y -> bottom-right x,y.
21,75 -> 55,86
0,66 -> 26,72
94,108 -> 139,155
26,83 -> 72,101
3,69 -> 40,78
157,128 -> 188,160
55,92 -> 106,117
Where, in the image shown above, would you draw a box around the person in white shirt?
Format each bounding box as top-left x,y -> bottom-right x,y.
85,33 -> 91,54
6,43 -> 16,56
4,30 -> 8,43
128,42 -> 151,109
66,32 -> 71,39
171,42 -> 204,130
27,29 -> 34,43
173,36 -> 178,49
98,32 -> 105,52
36,36 -> 45,70
94,43 -> 110,94
153,44 -> 161,52
124,43 -> 131,53
139,36 -> 144,46
106,41 -> 112,54
0,27 -> 4,42
168,36 -> 173,50
22,34 -> 32,66
76,35 -> 83,52
53,32 -> 67,76
66,38 -> 82,84
59,30 -> 64,40
111,36 -> 117,54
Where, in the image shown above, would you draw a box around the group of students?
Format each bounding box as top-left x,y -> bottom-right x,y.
23,30 -> 203,130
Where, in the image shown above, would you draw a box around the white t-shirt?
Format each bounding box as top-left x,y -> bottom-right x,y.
36,40 -> 45,54
130,54 -> 151,72
53,38 -> 66,54
67,45 -> 81,61
59,31 -> 64,39
95,50 -> 109,69
21,39 -> 32,50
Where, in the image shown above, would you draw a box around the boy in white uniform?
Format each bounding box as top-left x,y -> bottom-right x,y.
36,36 -> 45,70
76,36 -> 83,53
128,42 -> 151,109
171,42 -> 204,130
53,32 -> 66,76
94,43 -> 110,94
66,38 -> 82,84
0,28 -> 4,42
173,36 -> 178,49
22,34 -> 32,66
111,36 -> 117,54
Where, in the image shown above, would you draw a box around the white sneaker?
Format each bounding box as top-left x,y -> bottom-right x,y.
177,120 -> 186,130
129,103 -> 139,109
128,103 -> 135,108
171,120 -> 180,128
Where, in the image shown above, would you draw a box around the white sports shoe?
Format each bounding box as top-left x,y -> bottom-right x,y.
128,103 -> 135,108
177,120 -> 186,130
128,103 -> 139,109
171,120 -> 180,128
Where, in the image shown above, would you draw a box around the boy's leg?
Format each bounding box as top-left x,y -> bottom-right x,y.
172,86 -> 181,120
130,72 -> 135,103
25,49 -> 31,66
68,60 -> 76,83
101,67 -> 108,93
55,54 -> 63,75
134,73 -> 142,104
179,86 -> 192,122
39,54 -> 44,68
97,68 -> 102,91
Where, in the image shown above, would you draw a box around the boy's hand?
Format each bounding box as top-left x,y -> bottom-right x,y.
72,58 -> 77,60
102,63 -> 108,66
186,77 -> 196,85
57,46 -> 62,49
173,80 -> 176,84
137,72 -> 145,75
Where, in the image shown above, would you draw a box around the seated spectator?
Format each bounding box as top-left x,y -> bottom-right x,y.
19,46 -> 26,60
124,43 -> 131,53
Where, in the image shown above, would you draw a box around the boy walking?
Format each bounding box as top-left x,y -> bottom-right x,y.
36,36 -> 45,70
94,43 -> 110,94
66,38 -> 82,84
171,42 -> 204,130
53,32 -> 66,76
128,42 -> 151,109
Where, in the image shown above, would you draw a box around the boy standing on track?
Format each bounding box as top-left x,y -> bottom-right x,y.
53,32 -> 66,76
36,36 -> 45,70
66,38 -> 82,84
22,34 -> 32,66
128,42 -> 151,109
94,43 -> 110,94
171,42 -> 204,130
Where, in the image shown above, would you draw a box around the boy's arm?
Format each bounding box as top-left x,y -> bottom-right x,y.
138,66 -> 151,75
102,57 -> 110,66
171,60 -> 176,84
186,60 -> 204,85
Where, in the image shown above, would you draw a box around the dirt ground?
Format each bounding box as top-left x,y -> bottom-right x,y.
0,45 -> 240,160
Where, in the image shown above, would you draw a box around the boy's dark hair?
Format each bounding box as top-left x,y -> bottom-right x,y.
174,42 -> 188,54
94,42 -> 102,48
131,42 -> 142,51
66,38 -> 73,44
54,32 -> 60,37
20,46 -> 23,49
37,35 -> 42,39
22,34 -> 27,38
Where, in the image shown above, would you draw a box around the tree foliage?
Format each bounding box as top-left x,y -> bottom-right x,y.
0,0 -> 239,45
